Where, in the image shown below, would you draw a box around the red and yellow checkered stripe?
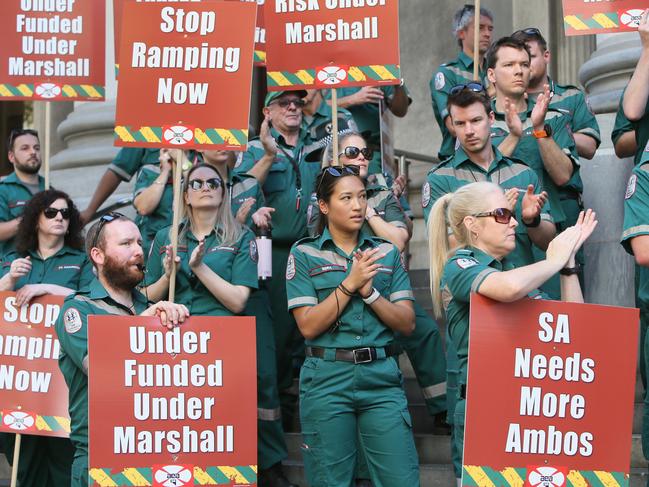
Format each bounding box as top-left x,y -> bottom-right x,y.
463,465 -> 628,487
0,83 -> 104,100
0,411 -> 70,434
114,126 -> 248,147
89,465 -> 257,486
267,64 -> 400,89
564,11 -> 619,33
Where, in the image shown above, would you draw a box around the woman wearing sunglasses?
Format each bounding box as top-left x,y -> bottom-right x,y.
0,189 -> 90,487
144,163 -> 258,316
428,182 -> 597,476
286,167 -> 420,487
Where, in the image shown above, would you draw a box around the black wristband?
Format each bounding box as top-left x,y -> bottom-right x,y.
559,264 -> 581,276
523,214 -> 541,228
338,283 -> 354,296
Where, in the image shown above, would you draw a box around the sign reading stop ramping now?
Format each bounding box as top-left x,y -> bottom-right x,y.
462,295 -> 638,487
114,1 -> 257,150
0,0 -> 105,100
87,316 -> 257,486
562,0 -> 647,36
0,292 -> 70,438
264,0 -> 401,91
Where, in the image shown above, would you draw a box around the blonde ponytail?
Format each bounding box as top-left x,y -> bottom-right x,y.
429,194 -> 453,319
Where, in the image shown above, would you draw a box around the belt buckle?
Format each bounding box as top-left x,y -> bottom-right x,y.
353,347 -> 372,364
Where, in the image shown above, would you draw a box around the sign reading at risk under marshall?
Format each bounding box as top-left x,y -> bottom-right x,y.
87,315 -> 257,487
463,295 -> 638,487
264,0 -> 401,90
114,0 -> 257,150
0,0 -> 105,100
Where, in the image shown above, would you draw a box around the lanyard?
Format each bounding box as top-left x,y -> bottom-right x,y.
277,144 -> 304,211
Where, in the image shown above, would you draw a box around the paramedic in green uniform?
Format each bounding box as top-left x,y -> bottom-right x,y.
430,4 -> 494,160
287,167 -> 419,487
613,94 -> 637,160
421,86 -> 555,478
234,90 -> 320,425
621,153 -> 649,470
511,28 -> 600,160
144,163 -> 258,316
427,182 -> 595,482
0,129 -> 45,254
199,151 -> 294,487
55,214 -> 189,487
0,189 -> 91,487
622,10 -> 649,164
311,131 -> 448,417
302,89 -> 358,156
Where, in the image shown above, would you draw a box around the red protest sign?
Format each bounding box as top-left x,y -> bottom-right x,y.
463,295 -> 638,485
87,316 -> 257,486
563,0 -> 646,36
264,0 -> 400,91
114,1 -> 257,150
0,292 -> 69,438
0,0 -> 105,101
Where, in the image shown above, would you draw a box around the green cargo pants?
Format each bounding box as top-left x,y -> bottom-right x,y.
3,435 -> 74,487
299,356 -> 420,487
71,454 -> 87,487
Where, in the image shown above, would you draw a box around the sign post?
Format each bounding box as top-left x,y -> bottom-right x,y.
87,315 -> 257,486
473,0 -> 481,81
0,0 -> 106,187
462,295 -> 639,487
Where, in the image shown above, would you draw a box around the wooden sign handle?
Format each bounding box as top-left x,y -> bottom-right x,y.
168,149 -> 184,302
473,0 -> 481,81
10,433 -> 21,487
331,88 -> 339,167
44,102 -> 51,190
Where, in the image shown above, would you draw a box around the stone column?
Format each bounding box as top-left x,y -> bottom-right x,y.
48,0 -> 128,212
578,33 -> 638,306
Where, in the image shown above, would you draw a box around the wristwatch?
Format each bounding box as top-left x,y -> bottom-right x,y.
533,124 -> 553,139
559,263 -> 581,276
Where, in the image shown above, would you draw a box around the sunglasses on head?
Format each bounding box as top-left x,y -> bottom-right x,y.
316,165 -> 360,196
43,207 -> 70,220
91,212 -> 125,249
272,98 -> 306,109
449,82 -> 486,96
513,27 -> 542,37
8,128 -> 39,149
339,146 -> 373,161
188,177 -> 223,192
474,207 -> 513,224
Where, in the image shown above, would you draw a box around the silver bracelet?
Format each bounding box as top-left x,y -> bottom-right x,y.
362,287 -> 380,305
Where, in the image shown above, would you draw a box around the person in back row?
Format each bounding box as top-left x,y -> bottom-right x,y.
0,189 -> 92,487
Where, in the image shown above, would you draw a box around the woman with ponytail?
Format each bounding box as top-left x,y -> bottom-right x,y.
428,181 -> 597,478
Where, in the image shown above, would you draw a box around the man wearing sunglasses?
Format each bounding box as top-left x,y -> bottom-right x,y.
430,4 -> 494,161
0,129 -> 45,255
422,86 -> 555,480
511,28 -> 600,160
235,89 -> 321,431
56,213 -> 189,487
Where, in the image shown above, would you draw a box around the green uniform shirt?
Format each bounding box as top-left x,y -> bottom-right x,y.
631,99 -> 649,167
442,247 -> 546,385
306,173 -> 408,237
612,95 -> 634,151
529,77 -> 601,147
234,127 -> 318,245
621,160 -> 649,308
286,228 -> 414,349
490,98 -> 579,224
133,164 -> 174,253
109,148 -> 201,182
430,51 -> 489,160
422,146 -> 552,269
1,246 -> 94,290
55,278 -> 149,458
145,224 -> 259,316
229,171 -> 265,229
0,172 -> 46,254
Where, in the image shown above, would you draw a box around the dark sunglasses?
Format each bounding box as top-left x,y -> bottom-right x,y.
474,207 -> 514,224
513,27 -> 542,37
272,98 -> 306,109
91,212 -> 124,249
188,177 -> 223,191
8,128 -> 39,149
315,165 -> 360,196
43,207 -> 70,220
449,82 -> 486,96
339,146 -> 373,161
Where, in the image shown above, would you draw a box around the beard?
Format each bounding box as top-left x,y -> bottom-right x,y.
15,156 -> 41,174
101,253 -> 144,291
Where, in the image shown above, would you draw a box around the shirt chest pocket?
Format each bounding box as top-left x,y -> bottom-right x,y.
202,246 -> 237,281
310,265 -> 347,301
264,160 -> 289,194
53,265 -> 82,287
373,267 -> 393,294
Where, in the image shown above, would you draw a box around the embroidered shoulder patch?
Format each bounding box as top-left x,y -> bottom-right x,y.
421,182 -> 431,208
435,72 -> 445,90
626,174 -> 637,200
64,308 -> 83,334
456,258 -> 479,270
286,254 -> 296,280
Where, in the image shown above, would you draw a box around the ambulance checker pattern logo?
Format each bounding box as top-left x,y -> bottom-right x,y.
2,411 -> 35,431
34,83 -> 62,99
316,66 -> 348,86
619,9 -> 644,28
153,464 -> 193,487
526,466 -> 566,487
163,126 -> 194,146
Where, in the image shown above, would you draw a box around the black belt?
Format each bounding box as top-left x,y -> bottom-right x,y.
559,190 -> 582,202
460,384 -> 467,399
305,344 -> 402,364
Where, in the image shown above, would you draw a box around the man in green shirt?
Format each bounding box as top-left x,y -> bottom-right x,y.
234,89 -> 319,427
55,214 -> 189,487
512,28 -> 600,160
0,129 -> 45,254
430,4 -> 494,160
